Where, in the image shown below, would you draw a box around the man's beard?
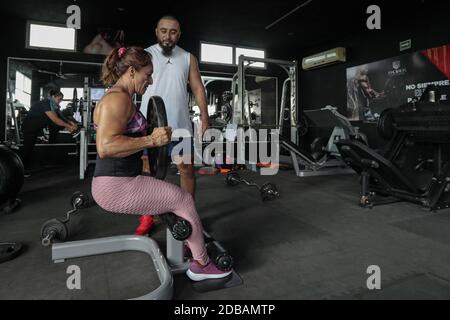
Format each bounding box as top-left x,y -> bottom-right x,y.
158,41 -> 175,56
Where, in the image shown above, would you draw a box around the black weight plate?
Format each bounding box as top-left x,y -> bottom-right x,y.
146,96 -> 169,180
0,242 -> 23,264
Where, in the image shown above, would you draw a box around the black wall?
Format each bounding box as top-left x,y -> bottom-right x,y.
3,2 -> 450,151
294,2 -> 450,149
0,14 -> 288,143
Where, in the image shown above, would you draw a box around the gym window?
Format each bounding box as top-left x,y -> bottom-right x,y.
15,71 -> 31,109
200,43 -> 234,65
26,21 -> 76,51
60,88 -> 83,109
200,42 -> 266,68
235,47 -> 266,68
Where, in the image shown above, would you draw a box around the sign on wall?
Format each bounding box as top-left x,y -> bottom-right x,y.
346,44 -> 450,122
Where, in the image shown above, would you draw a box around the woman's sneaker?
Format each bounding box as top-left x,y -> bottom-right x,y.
186,260 -> 232,281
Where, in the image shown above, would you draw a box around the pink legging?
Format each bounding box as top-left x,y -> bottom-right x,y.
91,176 -> 207,262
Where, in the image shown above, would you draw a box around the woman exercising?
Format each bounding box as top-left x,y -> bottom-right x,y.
91,46 -> 232,281
21,89 -> 79,173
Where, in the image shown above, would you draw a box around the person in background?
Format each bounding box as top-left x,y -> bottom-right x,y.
21,89 -> 78,174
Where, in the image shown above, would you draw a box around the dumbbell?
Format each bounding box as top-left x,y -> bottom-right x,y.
225,172 -> 280,201
203,231 -> 234,272
160,212 -> 192,241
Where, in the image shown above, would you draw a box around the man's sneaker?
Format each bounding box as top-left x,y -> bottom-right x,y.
186,260 -> 232,281
134,215 -> 155,236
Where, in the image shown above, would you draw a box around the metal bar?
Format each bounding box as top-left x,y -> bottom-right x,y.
79,77 -> 90,180
79,129 -> 86,180
290,63 -> 299,145
290,151 -> 301,176
6,86 -> 20,145
239,55 -> 297,67
281,140 -> 317,166
265,0 -> 314,30
9,56 -> 102,67
238,56 -> 245,126
279,78 -> 291,136
230,73 -> 239,122
166,229 -> 189,274
52,236 -> 173,300
202,76 -> 234,88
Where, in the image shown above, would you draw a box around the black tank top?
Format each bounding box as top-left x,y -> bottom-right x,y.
93,88 -> 148,177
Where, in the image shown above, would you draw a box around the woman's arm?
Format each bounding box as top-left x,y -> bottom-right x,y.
96,93 -> 171,159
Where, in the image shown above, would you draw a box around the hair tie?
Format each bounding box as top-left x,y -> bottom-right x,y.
118,47 -> 127,58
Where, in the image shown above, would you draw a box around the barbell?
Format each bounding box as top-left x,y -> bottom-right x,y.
226,172 -> 280,201
41,191 -> 89,246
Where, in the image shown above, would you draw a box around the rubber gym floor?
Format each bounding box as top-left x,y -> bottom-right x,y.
2,165 -> 450,300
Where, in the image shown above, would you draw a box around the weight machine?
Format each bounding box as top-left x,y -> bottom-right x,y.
280,106 -> 365,177
230,55 -> 357,177
78,77 -> 105,180
5,84 -> 21,147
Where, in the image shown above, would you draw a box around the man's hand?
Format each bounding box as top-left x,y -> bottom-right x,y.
201,114 -> 209,137
188,54 -> 209,138
68,124 -> 79,133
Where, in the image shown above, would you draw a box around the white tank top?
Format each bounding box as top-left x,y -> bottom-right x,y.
141,44 -> 192,137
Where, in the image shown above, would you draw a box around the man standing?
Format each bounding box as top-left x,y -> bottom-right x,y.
135,15 -> 209,235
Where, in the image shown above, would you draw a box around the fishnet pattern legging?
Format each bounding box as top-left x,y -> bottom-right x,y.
92,176 -> 207,262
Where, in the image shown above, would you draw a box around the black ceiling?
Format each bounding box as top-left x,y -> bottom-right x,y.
2,0 -> 449,57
